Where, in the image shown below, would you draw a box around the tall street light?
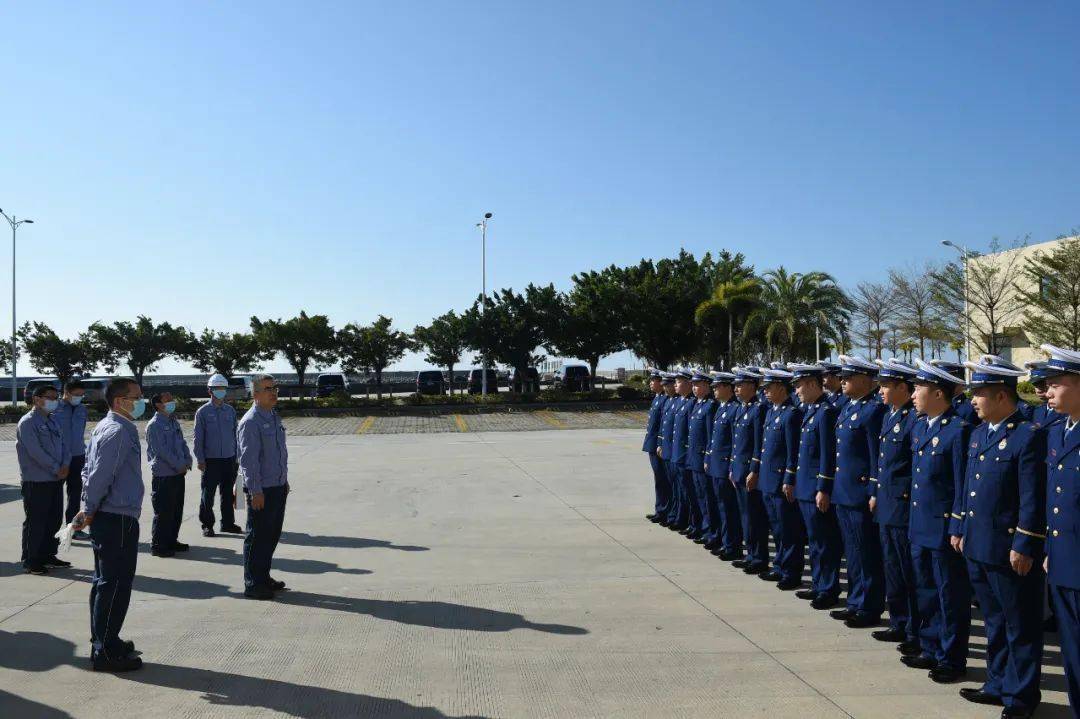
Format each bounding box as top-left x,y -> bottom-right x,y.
942,240 -> 972,369
476,212 -> 493,395
0,209 -> 33,407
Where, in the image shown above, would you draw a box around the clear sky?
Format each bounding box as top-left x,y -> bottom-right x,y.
3,1 -> 1078,375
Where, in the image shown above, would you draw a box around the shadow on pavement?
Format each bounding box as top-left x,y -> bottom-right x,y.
0,483 -> 22,506
174,544 -> 373,577
279,531 -> 429,552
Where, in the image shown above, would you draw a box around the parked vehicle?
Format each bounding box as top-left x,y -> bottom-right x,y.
23,378 -> 62,405
467,368 -> 500,394
416,370 -> 446,395
227,375 -> 254,400
315,373 -> 350,398
79,377 -> 111,407
511,367 -> 540,393
555,365 -> 591,391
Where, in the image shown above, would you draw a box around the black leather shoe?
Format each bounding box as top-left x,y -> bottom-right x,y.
1000,707 -> 1033,718
645,513 -> 658,521
202,526 -> 216,537
120,639 -> 136,655
92,653 -> 143,672
795,589 -> 818,601
221,524 -> 244,534
24,565 -> 48,575
172,542 -> 189,552
958,688 -> 1003,706
929,665 -> 966,683
811,594 -> 840,610
720,550 -> 744,561
692,537 -> 707,545
678,528 -> 692,536
759,570 -> 781,582
743,564 -> 767,575
732,559 -> 750,569
703,541 -> 722,551
830,608 -> 854,621
44,556 -> 72,568
871,628 -> 907,643
896,640 -> 921,656
776,579 -> 801,591
151,549 -> 175,558
900,654 -> 936,670
244,585 -> 275,600
267,576 -> 287,591
844,612 -> 880,629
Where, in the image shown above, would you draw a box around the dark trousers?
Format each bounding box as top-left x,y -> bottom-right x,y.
836,504 -> 885,616
681,468 -> 702,533
692,470 -> 717,540
151,474 -> 185,551
714,474 -> 743,552
737,483 -> 769,568
799,499 -> 842,598
21,481 -> 62,567
64,455 -> 85,525
89,511 -> 139,659
649,453 -> 671,516
243,485 -> 287,590
764,492 -> 805,583
880,523 -> 919,641
912,543 -> 971,669
1050,584 -> 1080,713
664,461 -> 688,527
199,458 -> 237,529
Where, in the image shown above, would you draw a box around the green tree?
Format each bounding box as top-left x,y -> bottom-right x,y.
18,322 -> 102,385
1015,234 -> 1080,350
413,311 -> 468,395
462,284 -> 560,386
250,311 -> 337,398
695,274 -> 760,368
185,329 -> 267,377
88,316 -> 193,385
337,315 -> 414,398
744,268 -> 851,361
544,268 -> 627,387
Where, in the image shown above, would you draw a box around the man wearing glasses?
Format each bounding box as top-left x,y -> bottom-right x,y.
237,374 -> 290,600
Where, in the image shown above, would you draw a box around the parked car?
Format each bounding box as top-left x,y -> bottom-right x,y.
511,367 -> 540,393
227,375 -> 254,400
467,368 -> 500,394
555,365 -> 591,391
23,378 -> 62,405
79,377 -> 111,407
315,373 -> 350,398
416,370 -> 446,395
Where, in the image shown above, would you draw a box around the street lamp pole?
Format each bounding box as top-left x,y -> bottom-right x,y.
0,209 -> 33,407
942,240 -> 972,369
476,213 -> 493,395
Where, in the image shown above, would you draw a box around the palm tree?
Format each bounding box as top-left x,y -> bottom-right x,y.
744,267 -> 852,361
695,277 -> 760,368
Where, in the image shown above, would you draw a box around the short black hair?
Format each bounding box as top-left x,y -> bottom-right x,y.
151,393 -> 166,407
32,384 -> 58,398
65,379 -> 85,392
106,378 -> 137,408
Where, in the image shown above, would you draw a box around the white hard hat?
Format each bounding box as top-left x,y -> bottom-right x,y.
207,373 -> 229,388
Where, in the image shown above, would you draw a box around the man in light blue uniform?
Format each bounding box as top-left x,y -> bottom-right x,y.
705,372 -> 742,559
17,384 -> 70,574
758,367 -> 805,591
146,392 -> 192,557
686,371 -> 717,546
72,378 -> 146,672
238,374 -> 290,600
644,370 -> 670,523
1042,344 -> 1080,713
956,358 -> 1045,718
730,367 -> 770,574
54,379 -> 89,539
194,373 -> 242,536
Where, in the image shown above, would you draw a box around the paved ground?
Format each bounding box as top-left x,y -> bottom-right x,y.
0,429 -> 1071,718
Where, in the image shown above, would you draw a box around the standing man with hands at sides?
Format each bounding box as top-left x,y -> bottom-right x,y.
146,392 -> 192,557
195,374 -> 242,537
17,384 -> 70,574
730,367 -> 770,575
758,367 -> 805,591
72,378 -> 146,672
238,374 -> 290,600
669,370 -> 697,537
54,380 -> 89,540
704,372 -> 743,560
656,373 -> 680,529
686,371 -> 717,546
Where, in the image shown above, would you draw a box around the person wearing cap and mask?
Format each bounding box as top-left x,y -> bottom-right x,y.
1025,361 -> 1063,431
656,373 -> 680,529
686,371 -> 718,547
146,392 -> 192,557
954,358 -> 1046,718
831,355 -> 887,629
643,371 -> 670,524
903,361 -> 973,685
194,374 -> 242,537
1041,344 -> 1080,712
868,359 -> 921,656
16,384 -> 70,575
932,359 -> 978,425
704,372 -> 743,560
54,379 -> 89,540
790,364 -> 843,610
757,367 -> 805,591
72,378 -> 147,672
730,367 -> 770,574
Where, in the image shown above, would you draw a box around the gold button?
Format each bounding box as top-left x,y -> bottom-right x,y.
979,455 -> 985,461
968,510 -> 974,517
916,468 -> 921,473
1059,464 -> 1064,470
1054,507 -> 1060,514
976,474 -> 980,480
919,450 -> 924,456
912,501 -> 917,506
1008,528 -> 1015,534
914,484 -> 919,489
1054,530 -> 1060,537
970,491 -> 975,497
1058,487 -> 1063,494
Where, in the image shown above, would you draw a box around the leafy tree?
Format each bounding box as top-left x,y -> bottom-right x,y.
462,284 -> 560,386
850,281 -> 894,359
250,311 -> 337,398
337,315 -> 414,398
744,268 -> 851,361
185,329 -> 266,377
544,268 -> 627,387
1015,234 -> 1080,350
17,322 -> 102,385
88,316 -> 193,385
413,311 -> 468,394
696,274 -> 760,368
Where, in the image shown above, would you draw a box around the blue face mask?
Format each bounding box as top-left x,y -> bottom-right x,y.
128,398 -> 147,420
43,399 -> 59,413
211,389 -> 227,400
69,395 -> 84,406
163,401 -> 177,414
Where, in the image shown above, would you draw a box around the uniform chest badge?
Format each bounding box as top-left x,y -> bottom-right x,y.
998,439 -> 1007,450
893,425 -> 900,433
850,413 -> 858,422
932,436 -> 940,447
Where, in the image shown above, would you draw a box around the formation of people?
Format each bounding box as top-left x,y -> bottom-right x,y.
641,347 -> 1080,719
16,373 -> 291,673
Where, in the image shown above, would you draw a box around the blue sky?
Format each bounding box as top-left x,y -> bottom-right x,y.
3,1 -> 1078,374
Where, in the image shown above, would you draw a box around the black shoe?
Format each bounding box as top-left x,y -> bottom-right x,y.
72,530 -> 91,541
172,543 -> 189,552
872,628 -> 907,643
221,524 -> 244,534
692,537 -> 707,545
732,559 -> 750,569
202,526 -> 216,537
830,608 -> 854,621
646,513 -> 658,521
743,564 -> 767,575
896,640 -> 921,656
92,653 -> 143,672
266,577 -> 287,591
1000,707 -> 1033,719
24,565 -> 48,575
244,585 -> 275,600
667,523 -> 682,531
795,589 -> 818,601
759,570 -> 781,582
678,527 -> 692,536
928,665 -> 966,683
151,547 -> 175,557
811,594 -> 840,610
44,556 -> 72,568
958,688 -> 1003,706
720,550 -> 744,561
900,654 -> 936,670
120,639 -> 136,655
845,612 -> 880,629
704,541 -> 722,551
776,579 -> 801,591
658,520 -> 671,528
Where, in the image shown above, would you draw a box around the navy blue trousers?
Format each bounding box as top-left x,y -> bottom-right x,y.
736,483 -> 769,568
879,523 -> 919,641
799,499 -> 842,598
681,468 -> 702,533
243,485 -> 287,590
150,474 -> 185,552
836,504 -> 885,616
89,511 -> 139,659
764,492 -> 805,583
713,473 -> 743,552
912,543 -> 971,670
692,470 -> 718,541
21,480 -> 62,568
199,457 -> 237,530
1050,584 -> 1080,713
649,453 -> 671,516
664,461 -> 688,527
967,559 -> 1043,712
